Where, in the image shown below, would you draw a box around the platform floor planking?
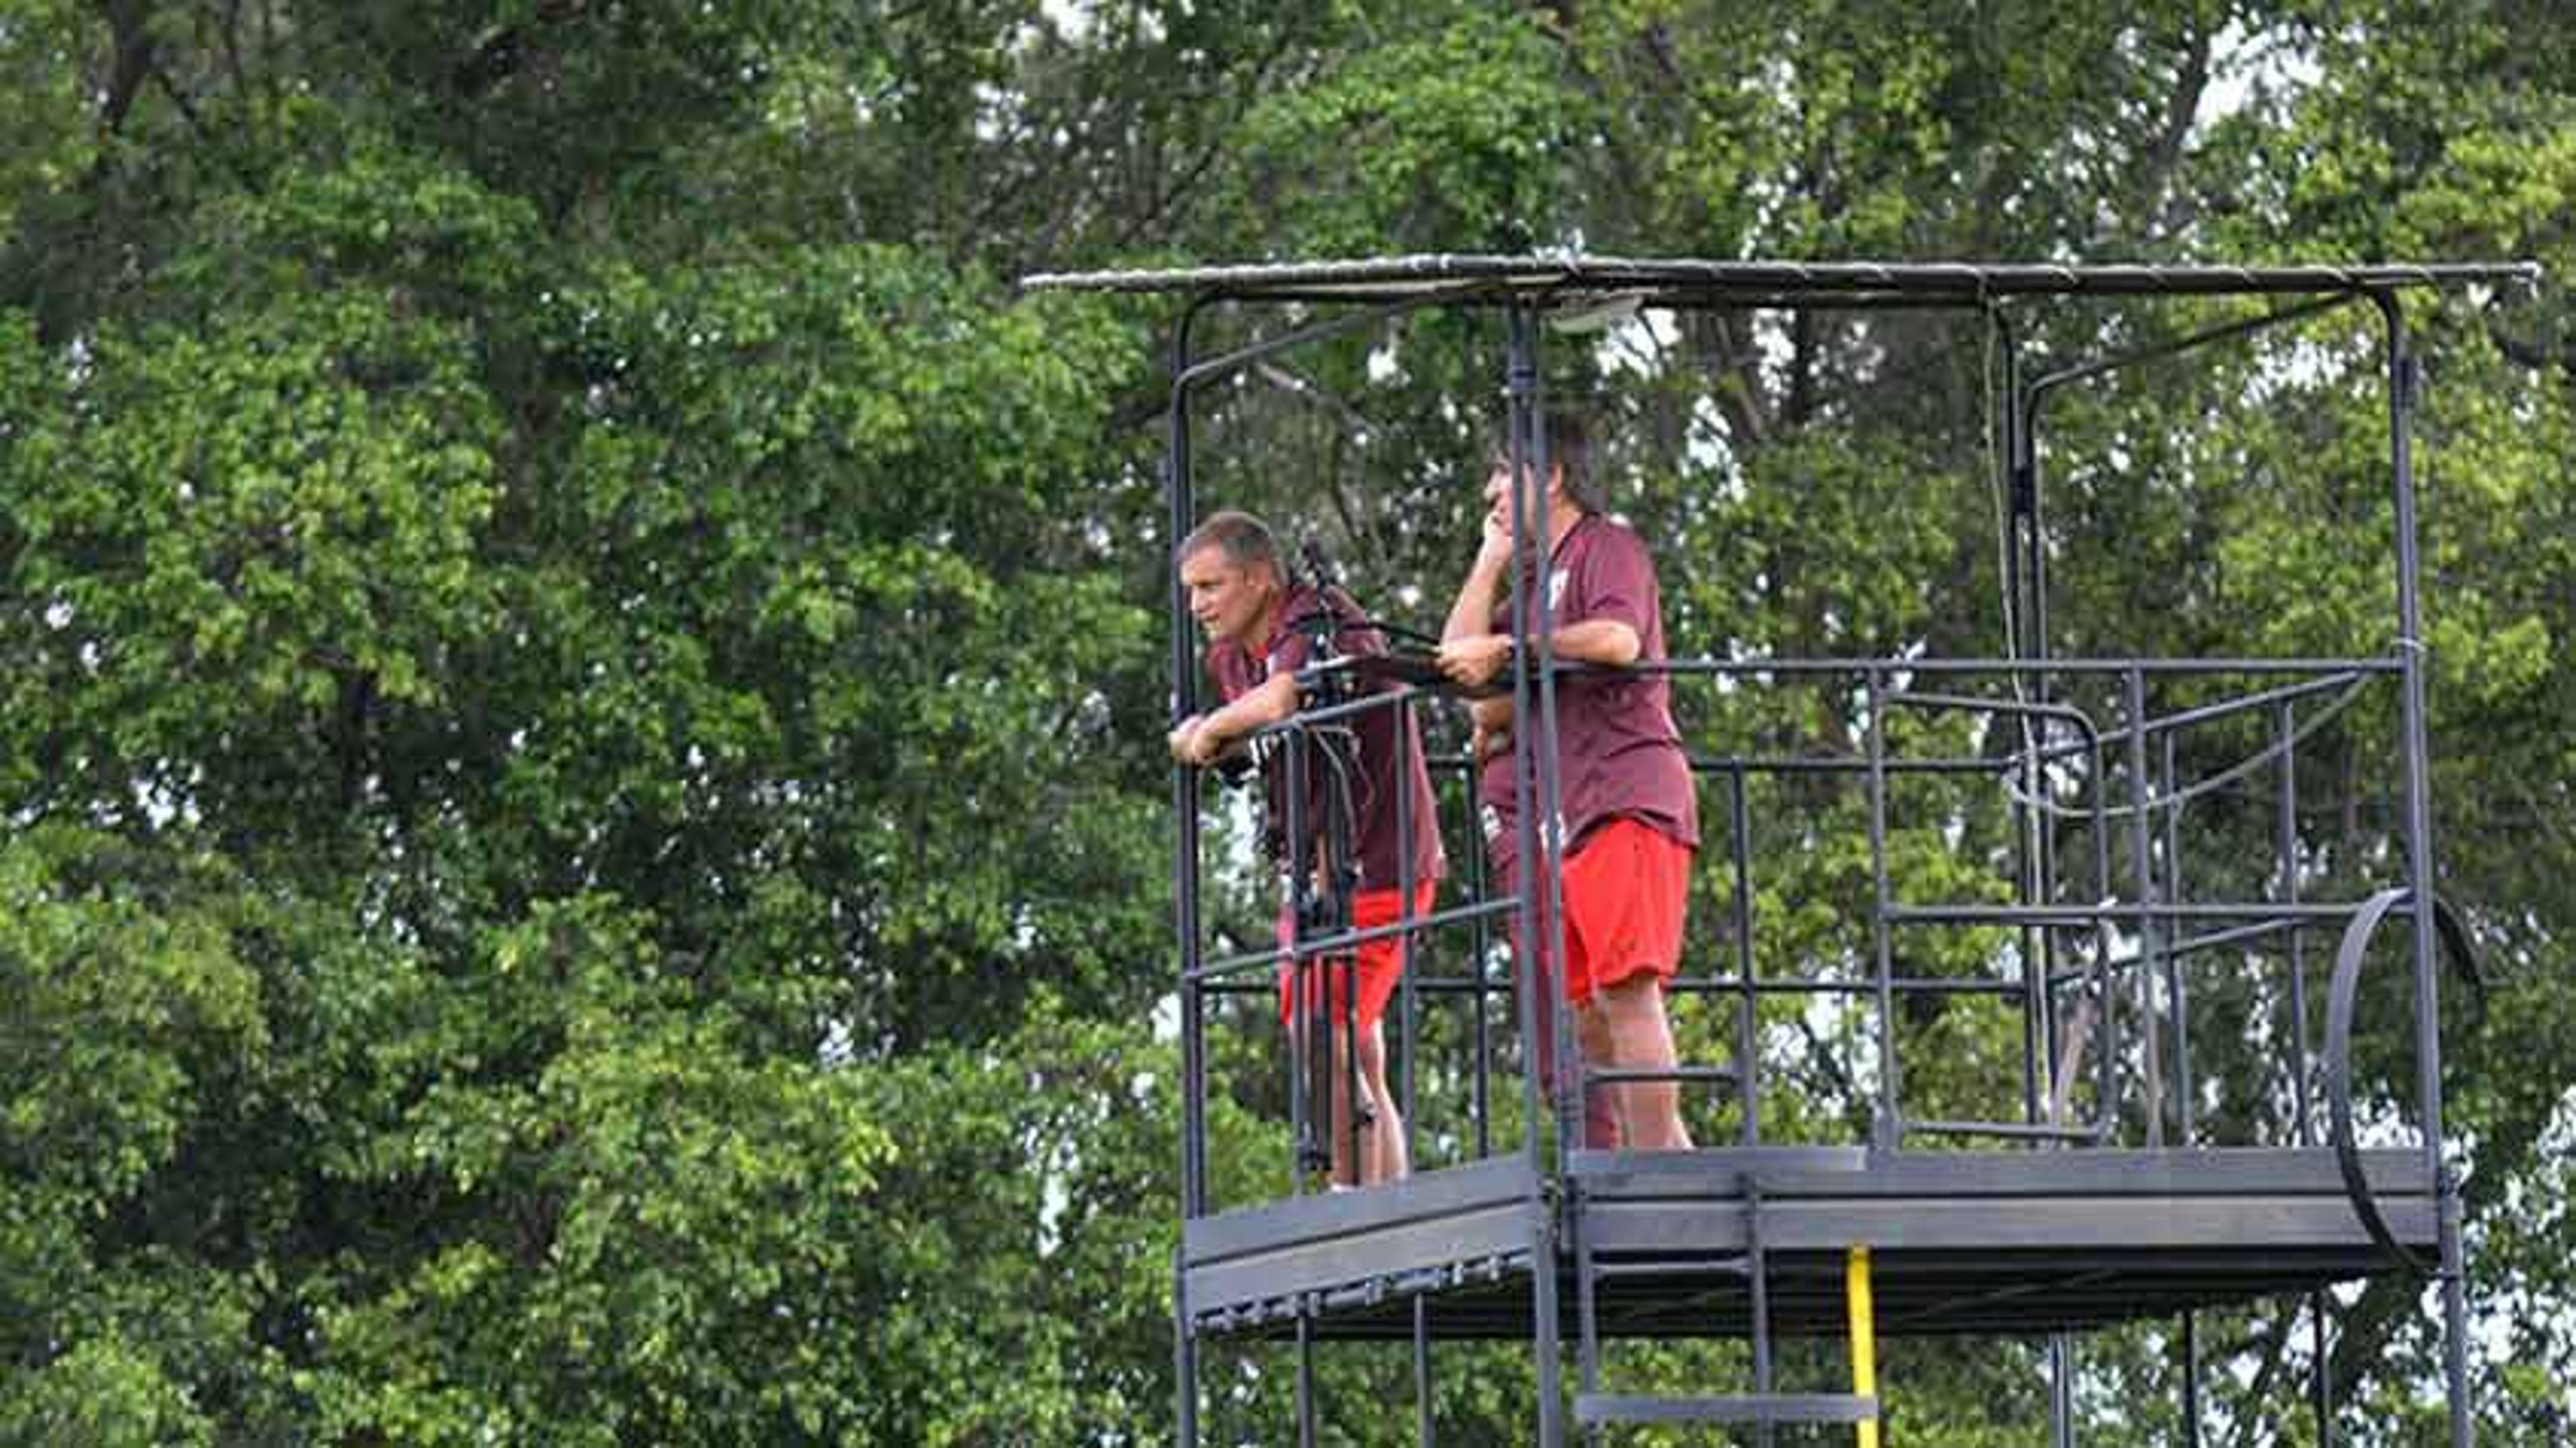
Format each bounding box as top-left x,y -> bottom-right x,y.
1183,1146 -> 2436,1342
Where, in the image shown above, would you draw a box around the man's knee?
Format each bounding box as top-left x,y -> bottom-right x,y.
1597,972 -> 1665,1017
1354,1023 -> 1390,1070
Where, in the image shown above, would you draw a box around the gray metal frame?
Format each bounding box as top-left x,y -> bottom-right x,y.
1055,255 -> 2540,1448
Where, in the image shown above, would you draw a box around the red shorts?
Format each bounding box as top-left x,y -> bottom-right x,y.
1277,880 -> 1439,1032
1546,818 -> 1692,1004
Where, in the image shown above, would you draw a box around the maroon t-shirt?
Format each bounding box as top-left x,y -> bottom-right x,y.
1476,516 -> 1698,860
1208,583 -> 1447,892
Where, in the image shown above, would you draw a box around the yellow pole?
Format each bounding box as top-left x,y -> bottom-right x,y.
1846,1245 -> 1880,1448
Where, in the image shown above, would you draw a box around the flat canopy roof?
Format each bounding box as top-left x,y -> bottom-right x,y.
1021,253 -> 2541,307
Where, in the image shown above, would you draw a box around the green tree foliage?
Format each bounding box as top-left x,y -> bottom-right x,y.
0,1 -> 2569,1444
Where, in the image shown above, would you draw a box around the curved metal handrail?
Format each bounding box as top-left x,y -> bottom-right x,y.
2324,888 -> 2485,1272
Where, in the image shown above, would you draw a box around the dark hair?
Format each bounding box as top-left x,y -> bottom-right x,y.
1175,509 -> 1283,577
1494,410 -> 1605,513
1544,411 -> 1603,513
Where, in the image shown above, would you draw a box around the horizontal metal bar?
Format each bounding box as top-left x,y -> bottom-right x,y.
1574,1393 -> 1879,1426
1671,976 -> 2026,996
1686,752 -> 2012,778
1902,1119 -> 2106,1141
1203,974 -> 1504,998
1886,900 -> 2407,927
1888,690 -> 2104,728
2163,917 -> 2306,963
1587,1066 -> 1742,1085
1026,253 -> 2541,300
1188,898 -> 1517,982
1646,656 -> 2402,678
1587,1257 -> 1752,1279
1572,1145 -> 2432,1197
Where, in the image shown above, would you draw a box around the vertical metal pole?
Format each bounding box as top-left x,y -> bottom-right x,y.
2280,704 -> 2314,1138
1173,1248 -> 1197,1448
1996,310 -> 2049,1131
1401,706 -> 1431,1434
1332,741 -> 1362,1187
2051,1336 -> 2076,1447
1520,342 -> 1581,1166
2023,386 -> 2053,682
1575,1190 -> 1603,1407
2126,668 -> 2163,1148
1997,303 -> 2027,667
2023,370 -> 2098,1141
2156,696 -> 2208,1439
1505,304 -> 1566,1448
2309,1290 -> 2336,1445
1297,1310 -> 1319,1448
2182,1310 -> 2202,1448
1399,693 -> 1420,1176
1866,666 -> 1900,1149
1748,1176 -> 1775,1448
2374,291 -> 2472,1448
1415,1298 -> 1435,1447
2022,382 -> 2077,1133
1169,299 -> 1210,1448
1344,888 -> 1362,1184
1467,762 -> 1495,1159
2017,347 -> 2090,1149
2277,701 -> 2335,1443
2017,782 -> 2048,1131
2162,731 -> 2194,1144
1731,767 -> 1761,1147
1286,729 -> 1316,1188
2090,735 -> 2120,1141
2025,364 -> 2078,1448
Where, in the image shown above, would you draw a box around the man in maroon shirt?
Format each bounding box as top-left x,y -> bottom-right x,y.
1169,511 -> 1446,1186
1438,415 -> 1697,1151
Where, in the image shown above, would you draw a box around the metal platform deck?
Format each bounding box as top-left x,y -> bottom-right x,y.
1184,1146 -> 2436,1342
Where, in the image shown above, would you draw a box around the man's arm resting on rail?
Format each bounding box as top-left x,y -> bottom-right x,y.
1545,617 -> 1642,668
1168,671 -> 1300,766
1440,616 -> 1642,690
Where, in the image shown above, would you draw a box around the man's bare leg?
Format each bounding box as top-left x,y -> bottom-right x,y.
1290,1017 -> 1362,1188
1597,974 -> 1692,1150
1576,1004 -> 1623,1149
1357,1023 -> 1408,1183
1322,1031 -> 1362,1188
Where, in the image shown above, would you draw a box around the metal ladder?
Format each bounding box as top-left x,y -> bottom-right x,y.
1566,1172 -> 1883,1443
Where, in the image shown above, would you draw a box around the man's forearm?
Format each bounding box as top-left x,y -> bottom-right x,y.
1194,671 -> 1300,750
1442,555 -> 1508,643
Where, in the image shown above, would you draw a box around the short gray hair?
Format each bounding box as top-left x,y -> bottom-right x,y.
1176,509 -> 1283,576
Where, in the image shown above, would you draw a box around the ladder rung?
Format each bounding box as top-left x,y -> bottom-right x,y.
1574,1392 -> 1880,1426
1904,1117 -> 2099,1140
1587,1256 -> 1751,1280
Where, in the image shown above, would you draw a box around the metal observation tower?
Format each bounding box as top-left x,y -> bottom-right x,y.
1027,256 -> 2538,1445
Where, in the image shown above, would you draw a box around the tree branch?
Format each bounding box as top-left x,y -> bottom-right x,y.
2136,19 -> 2214,241
98,0 -> 159,138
